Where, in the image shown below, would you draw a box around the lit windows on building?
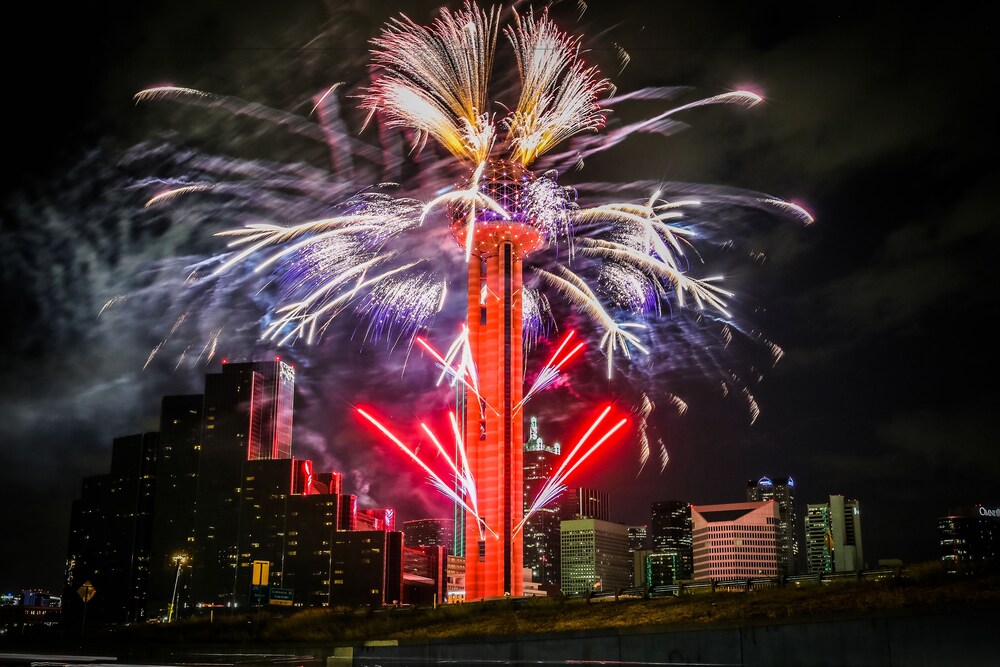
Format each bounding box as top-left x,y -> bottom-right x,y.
938,505 -> 998,573
804,495 -> 863,574
560,518 -> 630,594
691,502 -> 780,581
651,501 -> 693,580
746,476 -> 800,575
523,416 -> 562,591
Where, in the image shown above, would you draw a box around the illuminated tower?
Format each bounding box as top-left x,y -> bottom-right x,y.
747,476 -> 800,575
453,161 -> 546,599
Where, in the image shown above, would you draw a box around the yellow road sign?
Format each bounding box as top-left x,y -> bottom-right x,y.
252,560 -> 270,586
77,581 -> 96,602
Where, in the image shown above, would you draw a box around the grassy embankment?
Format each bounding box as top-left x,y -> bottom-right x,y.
112,563 -> 1000,644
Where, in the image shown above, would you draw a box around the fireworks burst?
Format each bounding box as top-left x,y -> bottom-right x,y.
132,1 -> 809,518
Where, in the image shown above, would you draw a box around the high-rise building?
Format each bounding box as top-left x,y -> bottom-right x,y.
747,476 -> 800,575
804,495 -> 864,574
626,526 -> 648,587
403,518 -> 455,551
148,395 -> 203,618
938,505 -> 999,573
691,501 -> 780,581
633,550 -> 674,588
627,525 -> 649,553
402,545 -> 447,606
359,508 -> 396,532
523,416 -> 562,591
330,531 -> 403,608
560,518 -> 630,595
459,162 -> 552,599
181,359 -> 352,609
560,487 -> 611,522
804,504 -> 834,574
65,359 -> 401,619
650,501 -> 693,581
191,359 -> 302,606
444,555 -> 466,602
282,485 -> 342,607
65,432 -> 159,625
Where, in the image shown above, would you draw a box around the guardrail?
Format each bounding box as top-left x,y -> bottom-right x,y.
558,567 -> 904,601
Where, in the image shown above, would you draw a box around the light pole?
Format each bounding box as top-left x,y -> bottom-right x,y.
168,554 -> 188,623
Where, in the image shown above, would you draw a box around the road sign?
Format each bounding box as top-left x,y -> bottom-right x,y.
269,587 -> 294,606
252,560 -> 270,586
77,581 -> 96,602
250,584 -> 269,604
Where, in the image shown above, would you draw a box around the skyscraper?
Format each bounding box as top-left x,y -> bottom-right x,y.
560,487 -> 611,522
938,505 -> 999,573
148,395 -> 203,618
691,501 -> 780,581
283,486 -> 342,607
650,501 -> 693,581
627,525 -> 649,587
192,359 -> 297,606
403,518 -> 456,551
804,495 -> 864,574
330,531 -> 404,608
627,525 -> 649,553
65,432 -> 159,625
746,476 -> 800,575
560,518 -> 631,595
359,508 -> 397,532
65,359 -> 394,619
459,162 -> 547,599
186,359 -> 355,608
523,416 -> 561,591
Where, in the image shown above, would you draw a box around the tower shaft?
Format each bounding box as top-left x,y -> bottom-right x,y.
464,244 -> 524,598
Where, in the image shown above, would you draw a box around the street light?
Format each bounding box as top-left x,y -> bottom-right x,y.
168,554 -> 189,623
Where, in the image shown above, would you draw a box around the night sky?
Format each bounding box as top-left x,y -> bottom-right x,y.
2,1 -> 997,596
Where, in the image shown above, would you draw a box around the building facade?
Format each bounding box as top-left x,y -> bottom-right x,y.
650,501 -> 693,581
523,416 -> 562,591
191,359 -> 296,606
460,161 -> 556,599
147,395 -> 202,618
804,495 -> 864,574
403,518 -> 455,551
560,518 -> 630,594
632,550 -> 674,589
746,476 -> 800,575
330,531 -> 403,608
560,487 -> 611,522
691,501 -> 780,581
938,505 -> 999,573
65,359 -> 404,624
65,432 -> 159,626
626,526 -> 648,586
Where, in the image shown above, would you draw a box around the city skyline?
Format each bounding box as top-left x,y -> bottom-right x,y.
2,0 -> 997,596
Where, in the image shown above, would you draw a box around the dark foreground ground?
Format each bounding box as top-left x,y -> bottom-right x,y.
6,561 -> 998,650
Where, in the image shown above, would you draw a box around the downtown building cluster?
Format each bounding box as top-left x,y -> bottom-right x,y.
62,360 -> 1000,626
63,360 -> 451,626
536,471 -> 879,595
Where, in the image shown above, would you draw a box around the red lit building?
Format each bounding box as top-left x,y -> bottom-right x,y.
456,161 -> 547,599
403,518 -> 455,551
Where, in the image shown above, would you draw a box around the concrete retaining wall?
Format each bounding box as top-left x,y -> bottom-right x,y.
342,607 -> 999,666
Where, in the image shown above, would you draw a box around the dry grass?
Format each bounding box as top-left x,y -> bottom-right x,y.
113,565 -> 1000,644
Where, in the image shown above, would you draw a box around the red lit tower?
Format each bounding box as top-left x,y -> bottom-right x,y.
452,161 -> 546,599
